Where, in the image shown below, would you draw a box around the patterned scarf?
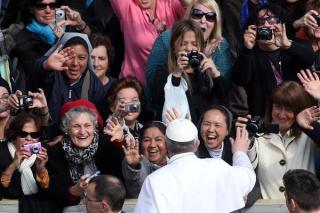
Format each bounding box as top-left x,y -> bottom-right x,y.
62,134 -> 99,183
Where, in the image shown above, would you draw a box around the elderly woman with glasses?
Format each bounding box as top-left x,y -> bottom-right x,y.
0,112 -> 53,213
146,0 -> 232,110
13,0 -> 90,92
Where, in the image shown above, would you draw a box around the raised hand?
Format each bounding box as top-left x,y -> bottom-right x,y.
235,115 -> 251,129
274,23 -> 292,49
230,127 -> 250,153
243,25 -> 257,49
165,107 -> 189,123
297,69 -> 320,101
122,137 -> 143,168
199,52 -> 220,78
204,38 -> 222,57
296,106 -> 320,130
28,88 -> 48,109
43,45 -> 75,71
8,90 -> 22,110
13,145 -> 31,167
293,10 -> 319,30
104,116 -> 124,142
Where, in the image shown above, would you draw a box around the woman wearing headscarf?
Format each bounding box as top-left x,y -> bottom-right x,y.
34,32 -> 106,124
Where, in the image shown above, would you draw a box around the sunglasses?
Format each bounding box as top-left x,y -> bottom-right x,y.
191,9 -> 216,23
34,2 -> 56,10
17,130 -> 41,139
256,16 -> 280,26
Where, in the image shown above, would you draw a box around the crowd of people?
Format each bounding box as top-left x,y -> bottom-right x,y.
1,0 -> 320,212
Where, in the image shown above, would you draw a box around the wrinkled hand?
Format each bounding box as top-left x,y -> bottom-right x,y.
274,23 -> 291,48
293,10 -> 319,30
204,38 -> 222,57
43,45 -> 74,71
296,106 -> 320,130
297,69 -> 320,101
50,21 -> 65,38
36,147 -> 48,173
243,25 -> 257,49
230,127 -> 250,153
60,6 -> 83,26
28,88 -> 48,109
165,107 -> 189,123
122,137 -> 143,168
104,117 -> 124,142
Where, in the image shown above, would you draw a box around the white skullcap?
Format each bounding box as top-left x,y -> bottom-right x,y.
166,119 -> 198,142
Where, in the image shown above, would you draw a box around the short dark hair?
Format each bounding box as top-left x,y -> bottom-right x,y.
106,77 -> 144,109
89,175 -> 126,211
283,169 -> 320,211
247,3 -> 287,26
140,121 -> 166,141
166,137 -> 195,155
5,112 -> 42,141
90,33 -> 115,68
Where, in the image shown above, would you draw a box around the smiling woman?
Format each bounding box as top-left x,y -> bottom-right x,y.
46,102 -> 116,210
34,33 -> 106,124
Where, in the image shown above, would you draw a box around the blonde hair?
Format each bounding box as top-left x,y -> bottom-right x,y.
185,0 -> 222,42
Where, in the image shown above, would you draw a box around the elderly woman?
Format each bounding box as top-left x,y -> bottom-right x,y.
237,81 -> 319,199
0,112 -> 51,213
46,103 -> 116,209
122,121 -> 167,197
152,19 -> 226,124
146,0 -> 232,107
34,32 -> 106,123
109,0 -> 189,87
12,0 -> 90,92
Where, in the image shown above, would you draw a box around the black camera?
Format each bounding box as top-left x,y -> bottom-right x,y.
256,27 -> 273,40
18,95 -> 33,110
246,116 -> 279,136
123,101 -> 141,114
314,15 -> 320,26
187,50 -> 203,70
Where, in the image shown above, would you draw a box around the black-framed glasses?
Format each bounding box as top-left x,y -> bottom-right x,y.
34,2 -> 56,10
191,9 -> 216,23
17,130 -> 41,139
256,16 -> 280,26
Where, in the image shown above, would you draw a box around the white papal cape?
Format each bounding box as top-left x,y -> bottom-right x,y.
135,152 -> 256,213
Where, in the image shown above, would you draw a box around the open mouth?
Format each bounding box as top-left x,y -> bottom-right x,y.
148,148 -> 159,154
207,134 -> 217,141
201,27 -> 206,33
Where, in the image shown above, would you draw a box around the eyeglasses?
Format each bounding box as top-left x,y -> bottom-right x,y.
17,130 -> 41,139
256,16 -> 280,26
34,2 -> 56,10
191,9 -> 216,23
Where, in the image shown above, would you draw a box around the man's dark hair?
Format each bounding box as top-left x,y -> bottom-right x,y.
90,175 -> 126,211
247,3 -> 287,26
283,169 -> 320,211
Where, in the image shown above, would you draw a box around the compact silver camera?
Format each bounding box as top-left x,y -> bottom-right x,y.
123,101 -> 141,114
18,95 -> 33,110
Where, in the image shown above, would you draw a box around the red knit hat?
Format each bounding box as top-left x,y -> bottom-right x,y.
59,99 -> 104,129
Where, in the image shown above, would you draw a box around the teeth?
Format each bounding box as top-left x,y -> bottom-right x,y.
148,148 -> 158,153
208,135 -> 217,139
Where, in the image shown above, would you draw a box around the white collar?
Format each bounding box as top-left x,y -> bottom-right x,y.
168,152 -> 195,164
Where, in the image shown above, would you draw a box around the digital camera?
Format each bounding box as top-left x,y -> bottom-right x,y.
18,95 -> 33,110
55,8 -> 65,24
24,142 -> 42,155
187,50 -> 203,70
123,101 -> 141,114
256,27 -> 273,40
314,15 -> 320,26
246,116 -> 279,136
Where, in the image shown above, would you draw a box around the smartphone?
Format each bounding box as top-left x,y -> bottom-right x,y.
55,8 -> 65,29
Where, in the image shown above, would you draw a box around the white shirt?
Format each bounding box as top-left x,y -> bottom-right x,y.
135,152 -> 256,213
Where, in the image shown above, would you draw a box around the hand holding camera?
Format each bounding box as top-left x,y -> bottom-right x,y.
8,89 -> 48,112
13,145 -> 31,167
274,23 -> 292,49
35,146 -> 48,174
243,25 -> 257,49
293,10 -> 319,30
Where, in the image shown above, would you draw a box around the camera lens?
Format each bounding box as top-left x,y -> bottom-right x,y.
32,146 -> 40,154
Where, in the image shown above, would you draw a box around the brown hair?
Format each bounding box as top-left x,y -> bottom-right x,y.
305,0 -> 320,12
265,81 -> 311,138
5,112 -> 42,142
106,77 -> 144,109
90,33 -> 115,68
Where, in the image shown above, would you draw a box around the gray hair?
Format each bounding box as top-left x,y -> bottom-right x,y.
166,137 -> 197,155
61,107 -> 98,133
